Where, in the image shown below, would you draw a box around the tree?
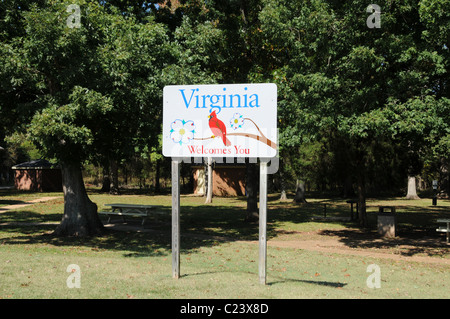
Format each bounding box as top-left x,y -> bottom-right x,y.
259,0 -> 449,226
293,180 -> 307,203
2,0 -> 172,236
245,160 -> 259,221
204,157 -> 213,203
29,88 -> 113,236
406,176 -> 420,199
418,0 -> 450,196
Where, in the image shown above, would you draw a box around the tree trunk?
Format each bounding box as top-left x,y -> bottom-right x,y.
357,170 -> 368,228
293,179 -> 307,203
342,175 -> 355,198
406,176 -> 420,199
280,188 -> 287,201
54,162 -> 104,237
123,165 -> 128,185
109,158 -> 120,195
279,160 -> 288,201
205,157 -> 213,204
245,162 -> 258,221
154,158 -> 160,193
100,165 -> 110,193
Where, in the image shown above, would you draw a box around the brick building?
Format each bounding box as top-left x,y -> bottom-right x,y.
12,159 -> 62,192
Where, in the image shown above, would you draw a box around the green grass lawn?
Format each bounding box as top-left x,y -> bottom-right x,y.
0,189 -> 449,299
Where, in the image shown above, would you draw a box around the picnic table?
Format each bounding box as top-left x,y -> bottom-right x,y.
99,203 -> 165,226
346,199 -> 358,220
436,219 -> 450,243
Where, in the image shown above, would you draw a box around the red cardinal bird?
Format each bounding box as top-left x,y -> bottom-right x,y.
208,110 -> 231,146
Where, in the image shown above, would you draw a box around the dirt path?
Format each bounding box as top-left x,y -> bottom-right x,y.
246,239 -> 450,265
255,227 -> 449,265
183,230 -> 449,265
0,196 -> 61,211
103,223 -> 449,265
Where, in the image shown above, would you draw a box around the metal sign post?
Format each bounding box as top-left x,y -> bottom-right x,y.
172,160 -> 180,279
259,159 -> 268,285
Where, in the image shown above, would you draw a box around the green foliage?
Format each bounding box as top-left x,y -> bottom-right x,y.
257,0 -> 449,197
2,0 -> 173,168
1,0 -> 449,197
28,87 -> 113,163
4,132 -> 43,165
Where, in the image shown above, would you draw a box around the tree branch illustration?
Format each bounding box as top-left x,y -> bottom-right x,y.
193,117 -> 277,149
229,132 -> 277,149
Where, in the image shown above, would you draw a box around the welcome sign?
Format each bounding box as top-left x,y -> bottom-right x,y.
162,83 -> 277,158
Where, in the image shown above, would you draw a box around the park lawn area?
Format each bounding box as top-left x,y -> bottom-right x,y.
0,190 -> 449,299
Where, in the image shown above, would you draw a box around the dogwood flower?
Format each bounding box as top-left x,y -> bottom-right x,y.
230,113 -> 244,130
170,119 -> 196,145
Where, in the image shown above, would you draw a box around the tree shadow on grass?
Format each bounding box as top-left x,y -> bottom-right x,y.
313,204 -> 450,258
0,222 -> 203,258
0,204 -> 277,258
6,201 -> 447,260
268,277 -> 347,288
0,199 -> 360,259
320,227 -> 450,258
0,199 -> 28,207
181,269 -> 347,288
0,210 -> 61,224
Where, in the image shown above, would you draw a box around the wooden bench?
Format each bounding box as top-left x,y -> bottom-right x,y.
436,219 -> 450,244
99,203 -> 165,226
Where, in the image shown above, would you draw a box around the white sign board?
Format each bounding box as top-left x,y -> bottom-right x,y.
163,83 -> 277,158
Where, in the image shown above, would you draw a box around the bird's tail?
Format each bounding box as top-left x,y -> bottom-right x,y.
223,135 -> 231,146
